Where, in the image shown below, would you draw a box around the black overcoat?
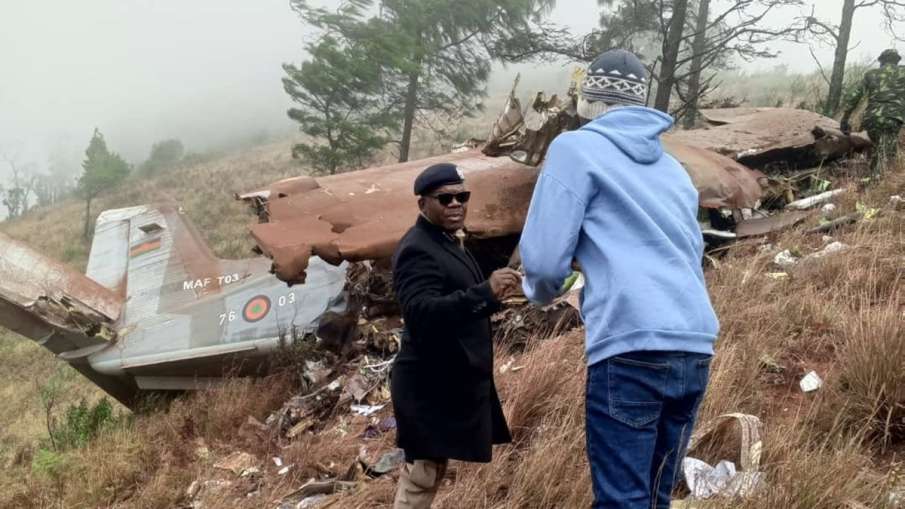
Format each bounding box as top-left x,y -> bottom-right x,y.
390,215 -> 512,463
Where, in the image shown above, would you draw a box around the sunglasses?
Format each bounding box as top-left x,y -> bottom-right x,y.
428,191 -> 471,206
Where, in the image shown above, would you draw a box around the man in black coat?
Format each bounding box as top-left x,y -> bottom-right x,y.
391,162 -> 519,509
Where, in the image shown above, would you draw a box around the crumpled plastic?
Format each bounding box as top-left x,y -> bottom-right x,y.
682,458 -> 764,499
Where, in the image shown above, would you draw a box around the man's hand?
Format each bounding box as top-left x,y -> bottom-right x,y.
840,118 -> 851,135
489,268 -> 522,301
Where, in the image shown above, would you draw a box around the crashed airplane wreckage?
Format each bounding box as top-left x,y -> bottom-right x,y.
0,100 -> 870,407
0,206 -> 347,407
241,104 -> 871,285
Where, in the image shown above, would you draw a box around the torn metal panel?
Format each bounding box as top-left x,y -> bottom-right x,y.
246,143 -> 765,284
662,139 -> 764,210
675,108 -> 869,168
0,232 -> 123,321
249,150 -> 537,285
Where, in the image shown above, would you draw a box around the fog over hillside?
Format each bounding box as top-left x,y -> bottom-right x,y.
0,0 -> 902,182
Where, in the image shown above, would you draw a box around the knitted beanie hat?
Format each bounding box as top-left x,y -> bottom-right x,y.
581,49 -> 649,108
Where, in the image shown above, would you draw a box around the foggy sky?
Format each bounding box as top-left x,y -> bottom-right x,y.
1,0 -> 902,180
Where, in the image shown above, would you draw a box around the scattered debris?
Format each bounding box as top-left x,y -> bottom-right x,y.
683,458 -> 763,499
185,479 -> 234,508
362,448 -> 406,478
806,213 -> 863,235
681,413 -> 764,503
351,404 -> 385,417
361,416 -> 397,439
735,210 -> 813,238
773,250 -> 799,268
786,189 -> 846,211
240,466 -> 260,478
806,242 -> 849,261
283,479 -> 358,502
890,195 -> 905,211
800,371 -> 824,393
821,203 -> 837,219
499,358 -> 526,374
186,480 -> 201,499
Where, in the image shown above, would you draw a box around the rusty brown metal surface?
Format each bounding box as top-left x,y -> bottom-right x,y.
246,143 -> 764,284
735,210 -> 813,238
0,232 -> 123,321
249,150 -> 537,284
661,139 -> 764,210
673,108 -> 864,168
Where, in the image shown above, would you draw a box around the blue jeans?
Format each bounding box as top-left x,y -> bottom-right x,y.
586,351 -> 711,509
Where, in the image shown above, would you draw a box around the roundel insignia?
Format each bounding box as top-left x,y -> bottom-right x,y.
243,295 -> 271,323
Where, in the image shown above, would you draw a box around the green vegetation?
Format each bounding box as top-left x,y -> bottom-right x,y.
283,35 -> 397,175
286,0 -> 556,168
78,128 -> 130,238
140,138 -> 185,175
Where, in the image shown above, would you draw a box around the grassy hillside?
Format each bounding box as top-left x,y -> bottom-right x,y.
0,120 -> 494,469
0,165 -> 901,508
0,140 -> 309,464
0,68 -> 900,506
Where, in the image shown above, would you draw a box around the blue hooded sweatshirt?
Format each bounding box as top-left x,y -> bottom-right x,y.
520,106 -> 719,366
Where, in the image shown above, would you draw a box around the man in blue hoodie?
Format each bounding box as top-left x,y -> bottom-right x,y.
519,49 -> 719,508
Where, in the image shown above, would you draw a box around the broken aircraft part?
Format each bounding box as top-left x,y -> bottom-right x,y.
674,108 -> 870,169
734,211 -> 813,238
242,142 -> 766,285
3,102 -> 867,404
0,205 -> 348,407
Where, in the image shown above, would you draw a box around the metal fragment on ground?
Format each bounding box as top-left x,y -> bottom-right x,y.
735,210 -> 813,238
786,189 -> 846,210
805,213 -> 863,235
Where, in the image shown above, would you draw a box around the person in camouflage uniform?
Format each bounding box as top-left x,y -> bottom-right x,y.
841,48 -> 905,176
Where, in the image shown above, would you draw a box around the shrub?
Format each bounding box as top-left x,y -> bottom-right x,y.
53,398 -> 119,450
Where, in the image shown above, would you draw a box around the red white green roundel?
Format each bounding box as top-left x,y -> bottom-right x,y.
243,295 -> 271,322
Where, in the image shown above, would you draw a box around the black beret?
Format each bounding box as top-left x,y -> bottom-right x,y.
413,163 -> 465,196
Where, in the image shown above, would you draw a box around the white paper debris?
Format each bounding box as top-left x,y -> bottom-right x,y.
786,189 -> 845,210
800,371 -> 823,393
351,404 -> 386,417
773,250 -> 798,268
806,241 -> 848,260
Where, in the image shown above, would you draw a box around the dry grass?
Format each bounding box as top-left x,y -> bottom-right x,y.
0,112 -> 904,507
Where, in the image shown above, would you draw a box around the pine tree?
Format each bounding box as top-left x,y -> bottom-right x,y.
283,33 -> 397,175
79,129 -> 129,238
290,0 -> 555,163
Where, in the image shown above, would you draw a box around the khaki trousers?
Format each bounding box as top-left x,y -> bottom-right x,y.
393,459 -> 449,509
